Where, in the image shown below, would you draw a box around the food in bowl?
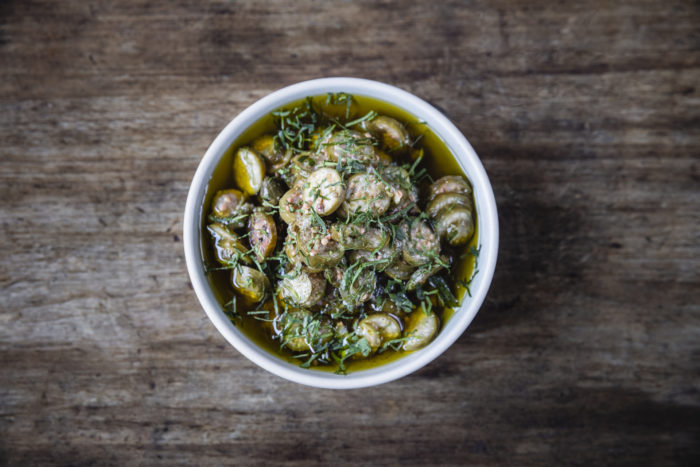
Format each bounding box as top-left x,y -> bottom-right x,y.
202,93 -> 480,373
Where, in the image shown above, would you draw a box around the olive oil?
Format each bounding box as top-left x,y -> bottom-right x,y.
200,94 -> 479,371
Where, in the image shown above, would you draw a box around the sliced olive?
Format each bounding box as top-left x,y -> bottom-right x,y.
231,265 -> 269,303
435,207 -> 475,246
247,209 -> 277,260
427,175 -> 472,202
233,147 -> 266,195
426,192 -> 473,219
402,310 -> 440,351
207,223 -> 251,266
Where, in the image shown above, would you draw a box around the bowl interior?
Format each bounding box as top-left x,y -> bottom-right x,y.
183,78 -> 499,389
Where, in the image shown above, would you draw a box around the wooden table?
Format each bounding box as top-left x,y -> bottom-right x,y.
1,1 -> 698,465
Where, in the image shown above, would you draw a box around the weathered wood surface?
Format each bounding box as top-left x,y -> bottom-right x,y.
1,0 -> 699,465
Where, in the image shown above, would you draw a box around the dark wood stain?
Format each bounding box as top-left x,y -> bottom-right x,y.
1,0 -> 699,465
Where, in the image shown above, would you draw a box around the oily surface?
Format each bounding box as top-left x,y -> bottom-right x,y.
1,1 -> 698,465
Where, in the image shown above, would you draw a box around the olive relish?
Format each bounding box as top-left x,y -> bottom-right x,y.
205,94 -> 477,373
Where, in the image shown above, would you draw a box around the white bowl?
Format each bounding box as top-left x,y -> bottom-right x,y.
183,77 -> 498,389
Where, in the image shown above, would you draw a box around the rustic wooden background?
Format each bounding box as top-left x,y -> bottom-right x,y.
1,0 -> 698,465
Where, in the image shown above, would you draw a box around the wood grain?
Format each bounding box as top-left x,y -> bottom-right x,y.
1,0 -> 699,465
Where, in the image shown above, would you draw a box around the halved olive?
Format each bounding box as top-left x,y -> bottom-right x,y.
330,224 -> 388,251
355,313 -> 402,353
348,242 -> 395,272
247,209 -> 277,260
325,130 -> 379,164
435,207 -> 475,246
211,189 -> 253,229
401,219 -> 441,267
277,271 -> 327,308
384,254 -> 416,281
341,172 -> 392,217
258,176 -> 287,206
406,257 -> 448,291
339,268 -> 376,307
231,265 -> 269,303
278,185 -> 306,225
207,223 -> 251,266
402,310 -> 440,351
251,134 -> 292,173
275,309 -> 334,353
289,152 -> 325,187
296,218 -> 345,270
233,147 -> 266,195
302,168 -> 345,216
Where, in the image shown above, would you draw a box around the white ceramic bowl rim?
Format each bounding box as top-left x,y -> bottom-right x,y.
183,77 -> 499,389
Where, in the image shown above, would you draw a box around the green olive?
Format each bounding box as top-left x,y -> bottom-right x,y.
283,229 -> 306,271
341,172 -> 392,217
339,267 -> 376,308
330,224 -> 389,251
406,257 -> 448,291
207,223 -> 251,266
435,207 -> 475,246
427,175 -> 472,203
231,265 -> 269,303
278,186 -> 306,225
355,313 -> 402,353
296,217 -> 345,270
325,130 -> 379,164
233,147 -> 266,195
383,254 -> 416,281
302,168 -> 345,216
289,152 -> 327,187
426,192 -> 473,219
323,256 -> 348,288
251,134 -> 292,173
348,242 -> 395,272
360,115 -> 411,154
258,176 -> 287,206
401,219 -> 441,266
275,309 -> 334,353
211,189 -> 253,229
402,310 -> 440,351
380,297 -> 413,317
277,271 -> 327,308
247,209 -> 277,260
